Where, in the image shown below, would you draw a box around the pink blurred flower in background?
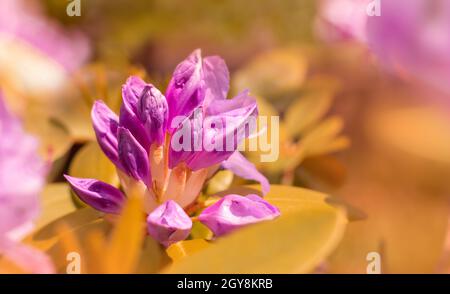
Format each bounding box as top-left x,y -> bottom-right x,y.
317,0 -> 450,95
316,0 -> 369,42
0,92 -> 54,273
366,0 -> 450,95
0,0 -> 89,93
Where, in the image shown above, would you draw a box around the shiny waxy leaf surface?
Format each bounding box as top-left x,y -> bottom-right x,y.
164,185 -> 348,273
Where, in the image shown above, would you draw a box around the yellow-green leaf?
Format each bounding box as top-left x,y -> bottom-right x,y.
105,194 -> 145,273
307,136 -> 350,158
190,221 -> 213,240
166,240 -> 210,262
206,170 -> 234,195
233,48 -> 308,100
301,117 -> 348,157
134,237 -> 170,273
36,183 -> 78,230
23,107 -> 73,161
163,185 -> 348,273
26,208 -> 102,250
19,208 -> 103,272
69,141 -> 119,186
285,91 -> 334,138
51,94 -> 94,142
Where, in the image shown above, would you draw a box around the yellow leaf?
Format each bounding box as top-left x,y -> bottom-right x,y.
51,94 -> 94,142
46,153 -> 71,182
23,106 -> 73,161
233,48 -> 308,99
166,240 -> 210,262
307,136 -> 350,158
257,142 -> 304,174
24,208 -> 102,255
163,185 -> 348,273
53,222 -> 84,273
244,97 -> 291,172
134,237 -> 170,273
105,193 -> 146,273
69,141 -> 119,186
82,230 -> 108,273
285,91 -> 334,138
190,221 -> 214,240
36,183 -> 78,230
301,117 -> 347,157
22,207 -> 106,273
206,170 -> 234,195
24,203 -> 169,273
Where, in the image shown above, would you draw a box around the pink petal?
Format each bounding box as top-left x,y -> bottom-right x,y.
91,100 -> 123,170
166,49 -> 205,131
203,55 -> 230,104
117,127 -> 151,187
146,200 -> 192,247
199,194 -> 280,237
222,151 -> 270,195
64,175 -> 126,214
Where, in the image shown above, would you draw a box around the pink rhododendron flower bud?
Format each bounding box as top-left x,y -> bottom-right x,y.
137,85 -> 168,146
64,175 -> 126,214
199,194 -> 280,237
146,200 -> 192,247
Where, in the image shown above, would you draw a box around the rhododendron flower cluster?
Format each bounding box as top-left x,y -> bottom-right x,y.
66,50 -> 278,246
